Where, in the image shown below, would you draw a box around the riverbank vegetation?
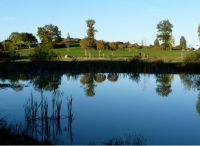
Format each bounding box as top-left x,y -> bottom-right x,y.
0,19 -> 200,63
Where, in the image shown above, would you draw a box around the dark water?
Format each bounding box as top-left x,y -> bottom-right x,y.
0,73 -> 200,144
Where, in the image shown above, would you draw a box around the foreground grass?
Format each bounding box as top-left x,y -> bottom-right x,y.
18,47 -> 198,62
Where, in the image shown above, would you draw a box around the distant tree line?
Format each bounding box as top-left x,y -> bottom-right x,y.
0,19 -> 200,60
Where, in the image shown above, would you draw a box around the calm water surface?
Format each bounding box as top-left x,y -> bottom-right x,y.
0,73 -> 200,144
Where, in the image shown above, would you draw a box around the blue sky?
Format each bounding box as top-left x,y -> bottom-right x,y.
0,0 -> 200,46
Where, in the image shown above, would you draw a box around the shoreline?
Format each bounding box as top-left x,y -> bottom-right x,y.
0,60 -> 200,74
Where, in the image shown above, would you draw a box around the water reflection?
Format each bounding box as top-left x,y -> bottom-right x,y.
106,133 -> 146,145
23,91 -> 75,144
80,74 -> 96,97
4,73 -> 200,98
155,74 -> 173,97
179,74 -> 200,91
107,73 -> 119,82
31,74 -> 62,92
0,83 -> 24,92
94,74 -> 106,83
66,96 -> 74,144
2,73 -> 200,144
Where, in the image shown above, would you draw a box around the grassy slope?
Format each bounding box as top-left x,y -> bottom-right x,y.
19,47 -> 196,62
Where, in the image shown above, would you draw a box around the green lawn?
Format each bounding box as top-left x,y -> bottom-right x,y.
19,47 -> 197,62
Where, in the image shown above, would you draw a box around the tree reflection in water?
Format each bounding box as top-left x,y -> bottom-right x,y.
31,74 -> 62,92
179,74 -> 200,115
94,74 -> 106,83
80,73 -> 96,97
155,74 -> 174,97
107,73 -> 119,82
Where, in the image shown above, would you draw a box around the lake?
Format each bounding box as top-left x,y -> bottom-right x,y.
0,73 -> 200,145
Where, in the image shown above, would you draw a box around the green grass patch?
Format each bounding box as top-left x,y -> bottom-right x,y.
18,47 -> 199,63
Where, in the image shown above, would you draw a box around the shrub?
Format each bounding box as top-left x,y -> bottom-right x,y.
172,45 -> 181,50
0,43 -> 3,50
184,53 -> 200,63
96,40 -> 105,51
128,56 -> 142,63
30,46 -> 57,61
7,49 -> 20,59
108,42 -> 118,51
0,49 -> 20,60
80,38 -> 96,50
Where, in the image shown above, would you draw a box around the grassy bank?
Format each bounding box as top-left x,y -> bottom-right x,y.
18,47 -> 197,63
1,47 -> 200,74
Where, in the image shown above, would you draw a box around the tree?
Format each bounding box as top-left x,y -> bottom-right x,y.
96,40 -> 105,56
8,32 -> 21,50
154,39 -> 160,47
37,24 -> 61,49
2,40 -> 13,50
7,32 -> 38,50
21,33 -> 38,48
80,19 -> 97,52
180,36 -> 187,50
109,42 -> 118,56
157,20 -> 173,50
80,38 -> 96,56
198,25 -> 200,42
86,19 -> 97,39
109,42 -> 118,50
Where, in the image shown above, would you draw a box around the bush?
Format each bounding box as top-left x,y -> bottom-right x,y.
53,42 -> 66,48
96,40 -> 105,51
0,43 -> 3,50
8,49 -> 20,59
0,49 -> 20,60
184,53 -> 200,63
172,45 -> 181,50
30,47 -> 57,61
80,38 -> 96,49
128,56 -> 142,63
108,42 -> 118,51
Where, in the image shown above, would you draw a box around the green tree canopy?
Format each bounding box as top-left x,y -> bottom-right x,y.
86,19 -> 97,39
7,32 -> 38,50
180,36 -> 187,50
157,20 -> 173,50
80,19 -> 97,50
37,24 -> 61,49
80,38 -> 96,50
